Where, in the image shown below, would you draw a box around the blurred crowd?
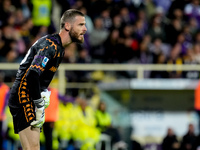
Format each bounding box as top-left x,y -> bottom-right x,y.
137,124 -> 200,150
1,0 -> 200,81
160,124 -> 200,150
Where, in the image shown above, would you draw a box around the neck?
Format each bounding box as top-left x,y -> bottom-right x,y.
59,29 -> 72,48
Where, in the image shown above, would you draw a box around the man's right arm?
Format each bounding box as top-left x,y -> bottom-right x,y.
25,38 -> 55,127
26,69 -> 45,128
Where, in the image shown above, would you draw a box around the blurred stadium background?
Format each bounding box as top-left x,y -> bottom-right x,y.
1,0 -> 200,150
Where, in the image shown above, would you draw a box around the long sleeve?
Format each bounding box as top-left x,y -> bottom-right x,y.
26,70 -> 41,100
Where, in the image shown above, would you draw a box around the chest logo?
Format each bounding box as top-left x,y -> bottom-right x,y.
42,57 -> 49,67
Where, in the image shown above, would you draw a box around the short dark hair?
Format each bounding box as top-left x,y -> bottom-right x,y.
60,9 -> 84,29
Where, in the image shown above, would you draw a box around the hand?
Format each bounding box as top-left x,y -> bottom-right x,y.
41,89 -> 51,109
31,98 -> 45,128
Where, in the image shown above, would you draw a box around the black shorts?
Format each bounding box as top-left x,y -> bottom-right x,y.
8,81 -> 36,134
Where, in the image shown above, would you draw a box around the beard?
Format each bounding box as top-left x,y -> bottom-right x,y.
69,27 -> 84,43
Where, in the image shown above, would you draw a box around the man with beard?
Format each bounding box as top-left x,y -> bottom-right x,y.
8,9 -> 87,150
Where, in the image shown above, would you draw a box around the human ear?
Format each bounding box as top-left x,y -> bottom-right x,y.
65,23 -> 70,31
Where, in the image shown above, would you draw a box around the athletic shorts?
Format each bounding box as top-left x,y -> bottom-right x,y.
8,82 -> 36,134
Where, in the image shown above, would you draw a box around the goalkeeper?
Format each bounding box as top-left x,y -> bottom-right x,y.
8,9 -> 87,150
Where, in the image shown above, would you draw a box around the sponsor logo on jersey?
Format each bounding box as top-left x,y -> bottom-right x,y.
42,57 -> 49,67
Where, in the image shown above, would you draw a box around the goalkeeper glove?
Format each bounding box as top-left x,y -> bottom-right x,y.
41,89 -> 51,109
31,98 -> 45,128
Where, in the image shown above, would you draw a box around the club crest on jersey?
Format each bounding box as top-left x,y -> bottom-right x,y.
42,57 -> 49,67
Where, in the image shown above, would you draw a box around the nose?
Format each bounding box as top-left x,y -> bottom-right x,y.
84,25 -> 87,32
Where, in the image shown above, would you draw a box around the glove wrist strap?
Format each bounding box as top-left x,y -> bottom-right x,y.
33,98 -> 44,108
